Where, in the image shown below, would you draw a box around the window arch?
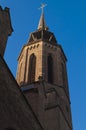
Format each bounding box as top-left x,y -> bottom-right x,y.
48,54 -> 53,84
28,53 -> 36,83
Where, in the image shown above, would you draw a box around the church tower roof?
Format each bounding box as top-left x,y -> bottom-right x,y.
38,11 -> 48,30
28,4 -> 57,45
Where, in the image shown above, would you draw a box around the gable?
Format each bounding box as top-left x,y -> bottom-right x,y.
0,55 -> 43,130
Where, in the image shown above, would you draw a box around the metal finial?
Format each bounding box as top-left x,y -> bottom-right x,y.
39,3 -> 47,13
38,3 -> 48,30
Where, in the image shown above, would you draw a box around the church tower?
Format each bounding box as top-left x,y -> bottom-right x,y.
16,4 -> 73,130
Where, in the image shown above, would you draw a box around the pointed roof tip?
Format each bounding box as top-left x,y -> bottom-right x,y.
37,3 -> 49,31
38,12 -> 48,30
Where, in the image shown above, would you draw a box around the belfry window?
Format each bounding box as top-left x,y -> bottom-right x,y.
28,53 -> 36,83
48,54 -> 53,84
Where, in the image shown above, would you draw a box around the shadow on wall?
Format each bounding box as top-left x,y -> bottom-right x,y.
4,128 -> 16,130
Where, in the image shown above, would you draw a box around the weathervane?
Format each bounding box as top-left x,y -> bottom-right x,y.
39,3 -> 47,13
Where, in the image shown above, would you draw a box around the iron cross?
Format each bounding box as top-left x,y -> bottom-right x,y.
39,3 -> 47,13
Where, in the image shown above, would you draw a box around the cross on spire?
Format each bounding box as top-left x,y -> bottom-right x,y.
38,3 -> 48,30
39,3 -> 47,13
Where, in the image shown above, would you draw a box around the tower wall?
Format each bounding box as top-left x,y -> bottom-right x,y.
22,81 -> 72,130
0,7 -> 13,57
42,42 -> 68,88
16,40 -> 73,130
16,41 -> 43,85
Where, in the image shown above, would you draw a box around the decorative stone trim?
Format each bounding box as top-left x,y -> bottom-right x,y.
44,42 -> 57,50
28,44 -> 39,50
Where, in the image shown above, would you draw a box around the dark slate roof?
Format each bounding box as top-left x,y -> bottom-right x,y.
0,55 -> 43,130
27,8 -> 57,46
28,30 -> 57,46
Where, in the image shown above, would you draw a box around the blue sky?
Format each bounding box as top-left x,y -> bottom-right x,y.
0,0 -> 86,129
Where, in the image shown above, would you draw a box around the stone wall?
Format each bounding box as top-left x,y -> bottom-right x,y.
0,56 -> 43,130
0,6 -> 13,56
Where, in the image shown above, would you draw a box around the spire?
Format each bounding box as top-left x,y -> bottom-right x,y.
38,3 -> 48,30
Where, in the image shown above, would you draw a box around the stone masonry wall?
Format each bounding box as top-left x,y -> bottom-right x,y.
0,6 -> 13,56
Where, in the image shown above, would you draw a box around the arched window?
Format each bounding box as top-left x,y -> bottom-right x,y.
48,54 -> 53,84
28,53 -> 36,83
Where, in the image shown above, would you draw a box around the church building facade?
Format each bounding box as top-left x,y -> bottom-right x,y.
16,4 -> 73,130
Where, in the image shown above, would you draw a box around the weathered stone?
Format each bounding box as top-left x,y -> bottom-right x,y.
16,13 -> 73,130
0,6 -> 13,57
